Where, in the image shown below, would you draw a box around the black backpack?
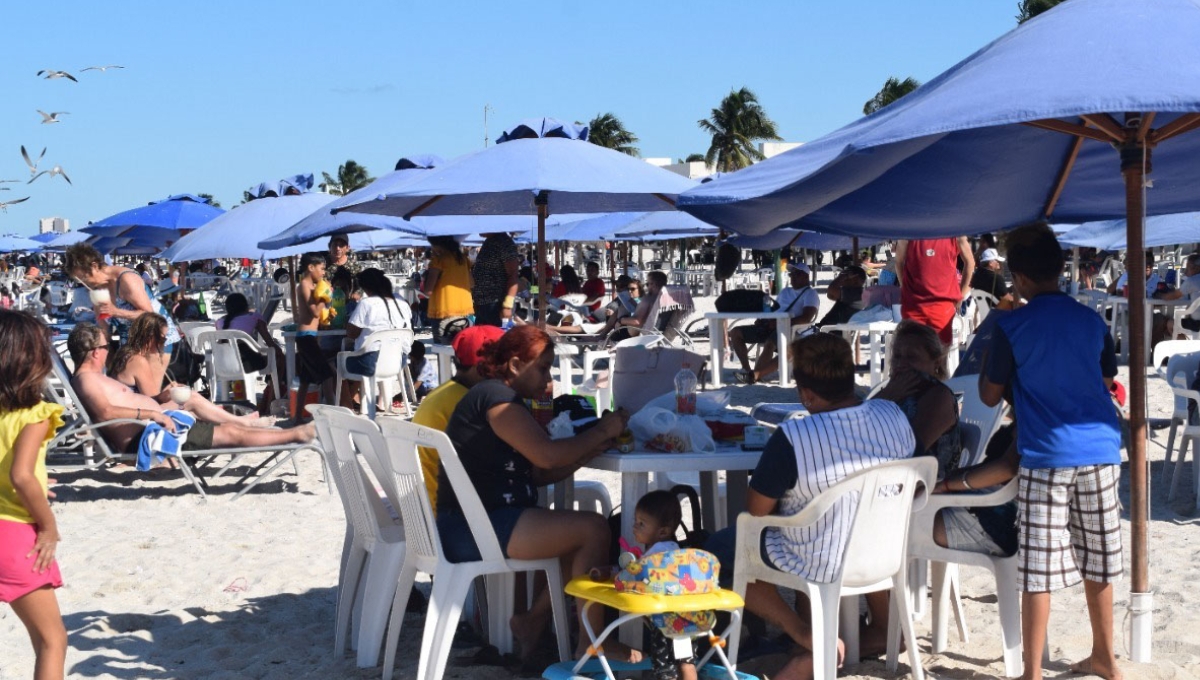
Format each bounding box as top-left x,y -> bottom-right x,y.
714,243 -> 740,281
715,288 -> 773,313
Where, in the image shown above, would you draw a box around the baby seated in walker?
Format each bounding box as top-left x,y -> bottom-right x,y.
592,490 -> 719,680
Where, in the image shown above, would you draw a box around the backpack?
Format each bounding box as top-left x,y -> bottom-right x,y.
714,243 -> 740,281
715,288 -> 772,313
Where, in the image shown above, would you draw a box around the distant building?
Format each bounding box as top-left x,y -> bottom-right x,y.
648,141 -> 805,181
39,217 -> 69,234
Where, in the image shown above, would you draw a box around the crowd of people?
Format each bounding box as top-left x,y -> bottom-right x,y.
0,222 -> 1148,680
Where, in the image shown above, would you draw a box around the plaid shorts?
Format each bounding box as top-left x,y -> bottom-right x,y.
1017,465 -> 1123,592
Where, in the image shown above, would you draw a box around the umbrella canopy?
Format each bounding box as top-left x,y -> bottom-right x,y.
257,156 -> 444,250
84,194 -> 224,237
682,0 -> 1200,658
0,234 -> 44,253
160,193 -> 337,262
29,232 -> 60,244
724,228 -> 882,252
42,231 -> 89,250
336,117 -> 697,320
1058,212 -> 1200,250
678,0 -> 1200,240
546,211 -> 718,243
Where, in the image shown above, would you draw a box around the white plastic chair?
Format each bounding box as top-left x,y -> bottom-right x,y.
335,329 -> 415,419
1155,346 -> 1200,478
905,376 -> 1020,676
195,329 -> 277,404
1164,354 -> 1200,503
309,405 -> 405,667
730,457 -> 937,680
373,418 -> 570,680
1152,339 -> 1200,375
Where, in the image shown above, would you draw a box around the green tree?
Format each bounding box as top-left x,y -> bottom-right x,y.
320,160 -> 374,196
586,113 -> 640,156
863,76 -> 922,115
196,192 -> 221,208
684,153 -> 706,163
1017,0 -> 1066,23
697,87 -> 782,172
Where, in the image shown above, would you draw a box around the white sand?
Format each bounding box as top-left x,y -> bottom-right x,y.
4,277 -> 1200,679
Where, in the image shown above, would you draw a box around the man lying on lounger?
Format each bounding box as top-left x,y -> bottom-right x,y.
67,323 -> 315,455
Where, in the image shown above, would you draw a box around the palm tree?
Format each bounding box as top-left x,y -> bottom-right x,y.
684,153 -> 706,163
196,193 -> 221,208
587,113 -> 640,156
1017,0 -> 1065,23
863,76 -> 922,115
697,87 -> 782,172
320,160 -> 374,196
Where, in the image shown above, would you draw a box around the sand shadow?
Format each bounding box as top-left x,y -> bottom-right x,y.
46,460 -> 324,503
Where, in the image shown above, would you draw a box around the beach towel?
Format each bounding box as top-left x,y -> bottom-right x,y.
643,286 -> 695,340
136,410 -> 196,471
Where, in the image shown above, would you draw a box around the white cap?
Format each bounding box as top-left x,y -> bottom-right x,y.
787,262 -> 811,275
980,248 -> 1005,263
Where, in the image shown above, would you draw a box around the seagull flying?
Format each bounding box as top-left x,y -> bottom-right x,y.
37,110 -> 69,124
0,197 -> 30,213
20,146 -> 45,177
29,166 -> 71,186
36,69 -> 77,82
81,65 -> 124,73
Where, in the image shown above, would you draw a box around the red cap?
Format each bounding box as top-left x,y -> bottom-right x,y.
1110,380 -> 1126,408
451,325 -> 506,367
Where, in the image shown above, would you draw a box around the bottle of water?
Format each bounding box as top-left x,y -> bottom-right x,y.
675,363 -> 697,415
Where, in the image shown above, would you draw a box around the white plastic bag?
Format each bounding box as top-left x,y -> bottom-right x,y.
546,411 -> 576,440
627,407 -> 716,453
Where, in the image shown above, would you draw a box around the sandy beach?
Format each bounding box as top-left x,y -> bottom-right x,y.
4,286 -> 1200,680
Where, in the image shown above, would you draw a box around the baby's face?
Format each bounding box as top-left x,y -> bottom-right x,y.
632,511 -> 669,547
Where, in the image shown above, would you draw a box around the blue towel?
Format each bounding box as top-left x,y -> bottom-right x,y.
136,410 -> 197,471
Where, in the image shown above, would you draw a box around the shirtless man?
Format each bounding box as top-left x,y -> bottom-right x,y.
67,323 -> 314,454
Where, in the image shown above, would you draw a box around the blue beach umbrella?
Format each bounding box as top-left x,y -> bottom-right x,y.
723,228 -> 881,252
42,231 -> 89,251
679,0 -> 1200,654
257,156 -> 446,250
29,232 -> 60,244
1058,212 -> 1200,251
336,117 -> 697,318
160,193 -> 338,262
0,234 -> 44,253
83,194 -> 225,245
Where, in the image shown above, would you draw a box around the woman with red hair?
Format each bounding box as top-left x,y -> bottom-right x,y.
439,325 -> 638,661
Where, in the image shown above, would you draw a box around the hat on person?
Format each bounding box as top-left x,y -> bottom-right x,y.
452,325 -> 506,367
787,262 -> 812,275
980,248 -> 1005,263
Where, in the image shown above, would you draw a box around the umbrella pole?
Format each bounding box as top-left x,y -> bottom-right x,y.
537,201 -> 548,328
1121,120 -> 1152,663
288,256 -> 298,318
852,236 -> 860,265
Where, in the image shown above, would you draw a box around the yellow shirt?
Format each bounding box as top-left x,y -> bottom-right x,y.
410,379 -> 469,512
427,254 -> 474,319
0,402 -> 64,524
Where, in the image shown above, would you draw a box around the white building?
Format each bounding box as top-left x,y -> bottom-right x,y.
649,141 -> 804,181
39,217 -> 69,234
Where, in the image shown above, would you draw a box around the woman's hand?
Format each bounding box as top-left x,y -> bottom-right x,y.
877,369 -> 930,402
93,300 -> 118,318
596,407 -> 630,440
27,527 -> 60,573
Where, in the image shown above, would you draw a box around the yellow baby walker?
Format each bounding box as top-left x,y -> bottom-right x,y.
542,549 -> 754,680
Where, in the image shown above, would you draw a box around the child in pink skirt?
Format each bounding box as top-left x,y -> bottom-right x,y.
0,309 -> 67,679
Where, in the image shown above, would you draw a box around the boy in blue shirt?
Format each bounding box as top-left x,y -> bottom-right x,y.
980,223 -> 1123,680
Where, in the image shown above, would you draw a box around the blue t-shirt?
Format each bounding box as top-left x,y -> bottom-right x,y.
984,292 -> 1120,469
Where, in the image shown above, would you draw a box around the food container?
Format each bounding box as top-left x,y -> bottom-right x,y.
616,429 -> 635,453
703,411 -> 759,442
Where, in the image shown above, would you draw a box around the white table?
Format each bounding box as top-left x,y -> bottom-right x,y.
282,329 -> 347,393
704,311 -> 791,388
427,343 -> 456,387
822,320 -> 898,386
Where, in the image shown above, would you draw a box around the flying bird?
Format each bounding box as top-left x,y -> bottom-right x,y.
20,146 -> 45,177
37,110 -> 69,124
81,65 -> 124,72
29,166 -> 71,186
0,197 -> 30,212
36,69 -> 77,82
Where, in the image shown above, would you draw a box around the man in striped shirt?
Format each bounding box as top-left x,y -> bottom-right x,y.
707,333 -> 915,679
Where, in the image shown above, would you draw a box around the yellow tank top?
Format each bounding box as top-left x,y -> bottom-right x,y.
0,402 -> 64,524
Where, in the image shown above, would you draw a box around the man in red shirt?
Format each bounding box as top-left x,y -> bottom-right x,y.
896,236 -> 975,345
581,261 -> 606,312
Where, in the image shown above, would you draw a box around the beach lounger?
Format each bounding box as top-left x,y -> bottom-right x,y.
44,351 -> 323,499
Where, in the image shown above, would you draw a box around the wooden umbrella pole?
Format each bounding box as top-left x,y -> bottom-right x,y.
852,236 -> 860,265
536,200 -> 549,328
1121,124 -> 1149,600
288,256 -> 298,319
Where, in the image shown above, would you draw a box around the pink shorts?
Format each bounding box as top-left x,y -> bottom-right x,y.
0,519 -> 63,603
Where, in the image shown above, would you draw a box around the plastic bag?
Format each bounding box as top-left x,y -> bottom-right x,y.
848,304 -> 895,323
546,411 -> 575,440
627,407 -> 716,453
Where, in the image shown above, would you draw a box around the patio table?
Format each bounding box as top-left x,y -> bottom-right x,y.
704,311 -> 791,388
821,320 -> 898,387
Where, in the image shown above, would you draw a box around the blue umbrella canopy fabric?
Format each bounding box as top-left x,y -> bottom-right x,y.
42,231 -> 89,250
678,0 -> 1200,239
546,211 -> 718,243
29,232 -> 60,244
1058,212 -> 1200,251
722,228 -> 883,252
257,155 -> 444,250
0,234 -> 44,253
83,194 -> 225,242
160,193 -> 338,262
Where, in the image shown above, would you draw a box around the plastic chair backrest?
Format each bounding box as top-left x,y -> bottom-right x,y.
1153,339 -> 1200,373
1165,351 -> 1200,412
787,457 -> 936,588
359,329 -> 414,379
943,375 -> 1007,467
310,406 -> 397,548
376,418 -> 507,563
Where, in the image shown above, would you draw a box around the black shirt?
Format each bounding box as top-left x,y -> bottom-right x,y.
472,234 -> 520,305
438,379 -> 537,514
970,268 -> 1008,299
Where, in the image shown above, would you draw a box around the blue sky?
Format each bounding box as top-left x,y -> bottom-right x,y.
1,0 -> 1020,236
